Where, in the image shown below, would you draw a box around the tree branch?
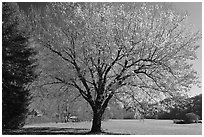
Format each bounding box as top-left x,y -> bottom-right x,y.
45,43 -> 73,64
103,48 -> 122,81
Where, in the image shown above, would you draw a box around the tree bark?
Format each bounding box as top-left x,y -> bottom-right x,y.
89,91 -> 114,133
90,109 -> 103,133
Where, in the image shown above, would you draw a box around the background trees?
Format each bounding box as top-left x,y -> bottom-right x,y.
157,94 -> 202,120
28,2 -> 201,133
2,2 -> 36,130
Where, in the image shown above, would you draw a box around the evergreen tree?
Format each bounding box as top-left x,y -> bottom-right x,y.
2,2 -> 36,130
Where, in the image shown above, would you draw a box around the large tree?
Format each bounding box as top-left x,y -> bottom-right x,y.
29,2 -> 201,133
2,2 -> 36,130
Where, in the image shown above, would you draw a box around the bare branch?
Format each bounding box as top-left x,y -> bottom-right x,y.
37,81 -> 64,87
44,43 -> 73,64
103,48 -> 122,80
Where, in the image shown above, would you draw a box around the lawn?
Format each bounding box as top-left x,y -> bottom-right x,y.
5,119 -> 202,135
102,119 -> 202,135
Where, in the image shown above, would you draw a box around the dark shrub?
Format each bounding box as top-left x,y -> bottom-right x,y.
184,113 -> 199,123
173,119 -> 185,124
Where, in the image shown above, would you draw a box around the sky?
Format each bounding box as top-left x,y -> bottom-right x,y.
18,2 -> 47,11
17,2 -> 202,96
173,2 -> 202,96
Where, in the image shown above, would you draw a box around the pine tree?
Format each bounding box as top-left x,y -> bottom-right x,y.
2,2 -> 36,130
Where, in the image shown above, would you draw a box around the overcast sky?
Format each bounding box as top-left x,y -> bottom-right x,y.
173,2 -> 202,96
17,2 -> 202,96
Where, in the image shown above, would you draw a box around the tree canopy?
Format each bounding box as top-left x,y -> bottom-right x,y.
28,2 -> 201,133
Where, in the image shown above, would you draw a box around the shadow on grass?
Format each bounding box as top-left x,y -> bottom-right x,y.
3,127 -> 128,135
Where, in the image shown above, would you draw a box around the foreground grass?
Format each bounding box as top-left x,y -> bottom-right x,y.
4,119 -> 202,135
102,119 -> 202,135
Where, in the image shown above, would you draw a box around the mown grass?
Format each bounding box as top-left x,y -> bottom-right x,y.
102,119 -> 202,135
3,119 -> 202,135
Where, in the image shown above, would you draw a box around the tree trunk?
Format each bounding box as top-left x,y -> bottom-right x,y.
88,89 -> 113,133
90,110 -> 103,133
